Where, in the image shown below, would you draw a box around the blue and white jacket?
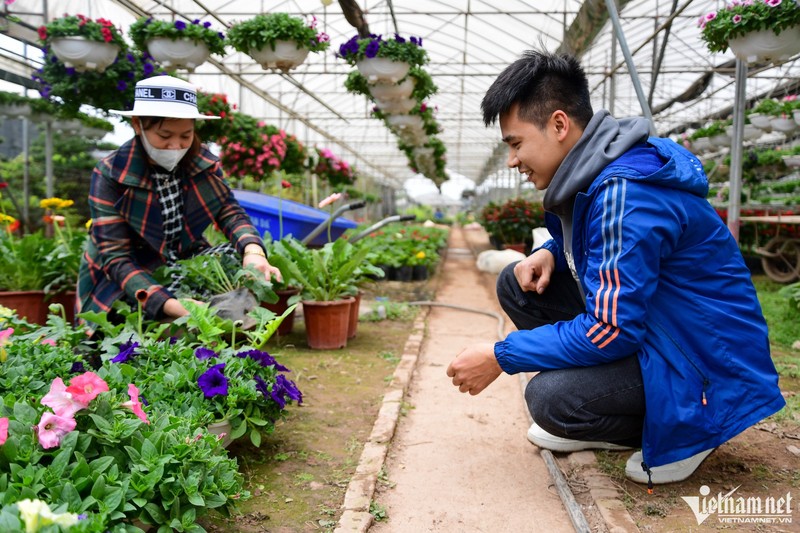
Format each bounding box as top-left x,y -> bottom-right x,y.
494,111 -> 785,468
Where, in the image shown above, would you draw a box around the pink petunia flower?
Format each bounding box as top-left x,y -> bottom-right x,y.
37,412 -> 76,449
121,383 -> 149,424
0,417 -> 8,445
705,11 -> 717,22
732,14 -> 743,23
65,372 -> 109,405
41,377 -> 88,418
41,339 -> 56,346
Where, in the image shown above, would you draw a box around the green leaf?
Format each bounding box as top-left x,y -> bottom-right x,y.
90,475 -> 106,501
61,482 -> 82,511
249,427 -> 262,447
187,491 -> 205,506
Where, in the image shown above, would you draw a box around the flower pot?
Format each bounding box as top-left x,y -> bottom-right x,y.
50,36 -> 120,72
747,113 -> 773,131
262,287 -> 300,336
783,155 -> 800,169
376,264 -> 393,280
794,109 -> 800,127
726,124 -> 762,142
347,291 -> 362,339
147,37 -> 211,72
249,40 -> 310,71
412,265 -> 428,281
368,77 -> 415,101
770,116 -> 797,134
301,298 -> 352,350
728,25 -> 800,64
0,103 -> 31,118
0,291 -> 48,325
709,133 -> 730,149
689,136 -> 711,153
386,114 -> 424,131
356,57 -> 410,83
51,119 -> 82,133
395,265 -> 413,282
375,97 -> 417,114
207,419 -> 234,448
503,243 -> 528,254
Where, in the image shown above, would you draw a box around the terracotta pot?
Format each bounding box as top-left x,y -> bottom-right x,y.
347,291 -> 362,339
0,291 -> 48,325
262,287 -> 300,336
302,298 -> 353,350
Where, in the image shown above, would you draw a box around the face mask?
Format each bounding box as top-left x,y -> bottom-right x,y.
140,130 -> 189,172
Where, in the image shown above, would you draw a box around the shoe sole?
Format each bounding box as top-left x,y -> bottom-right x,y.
625,448 -> 714,484
527,428 -> 633,453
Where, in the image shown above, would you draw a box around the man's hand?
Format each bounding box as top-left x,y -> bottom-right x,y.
446,342 -> 503,395
514,248 -> 555,294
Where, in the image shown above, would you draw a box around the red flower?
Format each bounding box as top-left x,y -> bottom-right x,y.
281,180 -> 292,189
37,26 -> 47,40
0,182 -> 7,189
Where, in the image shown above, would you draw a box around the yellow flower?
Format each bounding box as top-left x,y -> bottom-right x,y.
39,197 -> 73,210
85,218 -> 93,229
0,213 -> 16,225
415,251 -> 426,259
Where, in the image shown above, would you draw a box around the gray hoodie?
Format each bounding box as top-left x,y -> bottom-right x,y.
543,110 -> 651,288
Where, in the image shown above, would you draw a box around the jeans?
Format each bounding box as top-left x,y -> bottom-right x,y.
496,262 -> 645,447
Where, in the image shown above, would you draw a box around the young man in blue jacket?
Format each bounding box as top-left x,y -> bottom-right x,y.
446,50 -> 784,487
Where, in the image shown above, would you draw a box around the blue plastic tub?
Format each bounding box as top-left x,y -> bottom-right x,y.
232,189 -> 357,246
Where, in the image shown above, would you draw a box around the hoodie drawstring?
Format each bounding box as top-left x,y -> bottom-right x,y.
641,461 -> 654,494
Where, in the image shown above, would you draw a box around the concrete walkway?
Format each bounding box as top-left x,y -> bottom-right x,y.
366,226 -> 574,533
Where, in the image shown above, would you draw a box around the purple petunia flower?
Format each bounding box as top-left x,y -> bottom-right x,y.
204,21 -> 212,28
195,347 -> 217,360
410,36 -> 418,46
70,361 -> 85,374
111,336 -> 139,363
253,375 -> 269,399
126,53 -> 135,63
198,363 -> 228,398
117,80 -> 128,91
174,20 -> 186,30
169,336 -> 178,345
236,349 -> 289,371
394,34 -> 406,44
193,19 -> 201,24
271,374 -> 303,408
364,40 -> 380,58
65,67 -> 75,75
143,62 -> 155,76
217,32 -> 225,40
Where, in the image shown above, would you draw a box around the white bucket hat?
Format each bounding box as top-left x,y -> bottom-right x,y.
110,75 -> 219,120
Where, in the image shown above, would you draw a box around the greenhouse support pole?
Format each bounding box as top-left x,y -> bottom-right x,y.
22,117 -> 30,227
604,0 -> 656,135
727,58 -> 747,243
45,122 -> 54,198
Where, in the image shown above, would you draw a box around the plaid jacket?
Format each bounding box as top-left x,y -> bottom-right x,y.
77,137 -> 263,319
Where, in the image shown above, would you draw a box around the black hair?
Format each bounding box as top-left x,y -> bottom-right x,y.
481,50 -> 593,130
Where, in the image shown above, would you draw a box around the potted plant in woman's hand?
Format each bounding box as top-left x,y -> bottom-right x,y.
37,14 -> 126,72
227,13 -> 330,71
338,33 -> 428,83
129,16 -> 227,72
698,0 -> 800,63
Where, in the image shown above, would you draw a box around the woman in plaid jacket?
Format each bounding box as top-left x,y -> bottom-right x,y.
77,76 -> 280,325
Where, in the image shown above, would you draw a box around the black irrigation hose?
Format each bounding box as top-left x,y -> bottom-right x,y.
406,263 -> 592,532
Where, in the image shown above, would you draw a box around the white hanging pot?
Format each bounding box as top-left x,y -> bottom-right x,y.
147,37 -> 210,72
356,57 -> 410,84
0,103 -> 32,118
794,109 -> 800,127
375,97 -> 417,114
709,133 -> 730,148
726,124 -> 763,142
782,155 -> 800,169
249,40 -> 310,72
368,77 -> 415,102
690,136 -> 711,153
770,116 -> 797,134
386,114 -> 424,130
51,119 -> 83,133
50,36 -> 120,73
728,25 -> 800,64
747,113 -> 773,132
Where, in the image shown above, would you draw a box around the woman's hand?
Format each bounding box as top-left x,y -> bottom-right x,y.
162,298 -> 204,318
243,244 -> 282,283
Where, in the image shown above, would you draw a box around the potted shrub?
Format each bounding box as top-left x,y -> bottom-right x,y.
0,227 -> 56,324
218,112 -> 290,180
312,147 -> 357,188
698,0 -> 800,63
479,197 -> 546,251
337,33 -> 428,83
227,13 -> 330,71
267,237 -> 381,349
195,90 -> 236,142
37,14 -> 126,72
129,16 -> 227,72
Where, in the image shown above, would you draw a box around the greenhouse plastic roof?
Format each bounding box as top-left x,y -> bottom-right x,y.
1,0 -> 799,192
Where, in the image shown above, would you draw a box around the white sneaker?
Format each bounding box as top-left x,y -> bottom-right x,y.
527,422 -> 634,452
625,448 -> 714,485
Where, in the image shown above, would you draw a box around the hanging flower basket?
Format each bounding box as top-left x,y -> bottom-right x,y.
794,109 -> 800,126
748,112 -> 773,131
368,76 -> 415,101
725,124 -> 762,141
375,97 -> 417,114
146,37 -> 210,72
356,57 -> 411,83
728,25 -> 800,63
49,36 -> 120,72
709,133 -> 730,148
386,114 -> 424,130
249,40 -> 310,71
0,102 -> 31,118
770,115 -> 797,134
